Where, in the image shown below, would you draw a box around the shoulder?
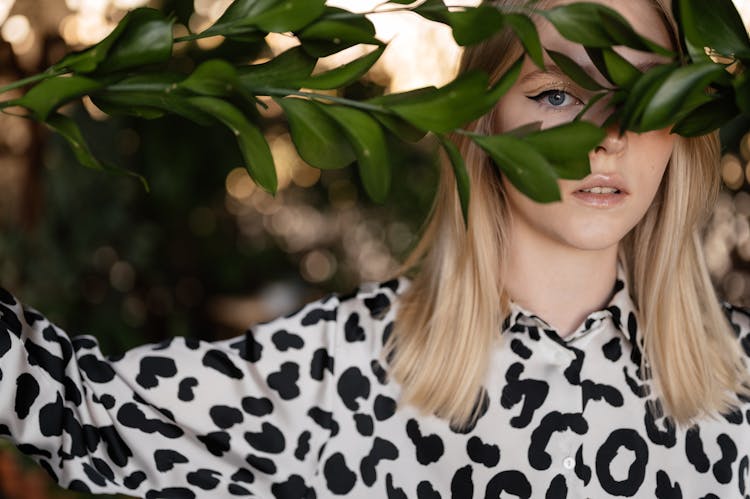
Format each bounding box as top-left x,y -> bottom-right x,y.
721,302 -> 750,356
336,277 -> 410,319
244,276 -> 410,350
252,276 -> 410,331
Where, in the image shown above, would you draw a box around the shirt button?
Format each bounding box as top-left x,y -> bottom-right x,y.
562,456 -> 575,470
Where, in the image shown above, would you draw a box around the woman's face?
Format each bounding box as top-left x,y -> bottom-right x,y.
495,0 -> 676,252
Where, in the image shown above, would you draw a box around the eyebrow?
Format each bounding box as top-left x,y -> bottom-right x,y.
520,61 -> 665,85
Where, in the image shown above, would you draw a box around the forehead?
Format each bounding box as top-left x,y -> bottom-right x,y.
537,0 -> 673,65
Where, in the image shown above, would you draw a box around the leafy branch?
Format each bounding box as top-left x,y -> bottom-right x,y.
0,0 -> 748,222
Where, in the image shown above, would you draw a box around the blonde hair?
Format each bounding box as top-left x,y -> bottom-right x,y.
383,0 -> 750,429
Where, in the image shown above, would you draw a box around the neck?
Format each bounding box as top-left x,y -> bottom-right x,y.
503,221 -> 619,337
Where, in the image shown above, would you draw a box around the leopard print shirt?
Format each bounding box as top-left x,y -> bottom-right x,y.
0,268 -> 749,498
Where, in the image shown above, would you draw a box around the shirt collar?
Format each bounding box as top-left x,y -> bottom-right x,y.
502,261 -> 638,344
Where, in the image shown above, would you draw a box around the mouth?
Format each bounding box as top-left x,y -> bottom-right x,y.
571,186 -> 627,208
576,187 -> 623,194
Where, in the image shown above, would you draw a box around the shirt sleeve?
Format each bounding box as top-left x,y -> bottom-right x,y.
0,285 -> 340,498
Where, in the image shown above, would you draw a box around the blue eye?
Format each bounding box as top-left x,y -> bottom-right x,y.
528,90 -> 580,108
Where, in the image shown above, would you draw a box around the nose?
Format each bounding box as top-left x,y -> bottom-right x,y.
591,125 -> 627,157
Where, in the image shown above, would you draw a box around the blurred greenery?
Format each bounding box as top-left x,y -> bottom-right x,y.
0,9 -> 437,495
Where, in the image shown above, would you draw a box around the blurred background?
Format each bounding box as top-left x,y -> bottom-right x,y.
0,0 -> 748,498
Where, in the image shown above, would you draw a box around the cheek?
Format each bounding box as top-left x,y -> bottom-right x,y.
634,131 -> 674,192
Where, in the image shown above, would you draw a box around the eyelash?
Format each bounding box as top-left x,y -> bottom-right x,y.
527,89 -> 583,109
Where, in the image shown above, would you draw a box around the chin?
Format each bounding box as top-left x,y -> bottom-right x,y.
556,226 -> 626,252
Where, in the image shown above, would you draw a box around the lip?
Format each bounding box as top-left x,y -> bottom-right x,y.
571,173 -> 629,208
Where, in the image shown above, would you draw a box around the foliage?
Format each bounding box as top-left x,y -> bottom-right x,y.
0,0 -> 749,223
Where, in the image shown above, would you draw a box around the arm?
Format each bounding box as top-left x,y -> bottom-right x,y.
0,286 -> 339,497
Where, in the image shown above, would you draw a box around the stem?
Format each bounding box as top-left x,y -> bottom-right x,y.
0,70 -> 67,95
253,87 -> 393,113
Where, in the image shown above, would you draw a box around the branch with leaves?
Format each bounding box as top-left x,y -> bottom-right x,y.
0,0 -> 748,223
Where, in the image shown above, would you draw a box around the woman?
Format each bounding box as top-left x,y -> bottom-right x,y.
1,0 -> 748,497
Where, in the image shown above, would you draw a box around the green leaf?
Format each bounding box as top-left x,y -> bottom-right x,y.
487,56 -> 524,101
51,8 -> 153,73
95,9 -> 173,74
318,104 -> 391,202
46,113 -> 105,171
618,63 -> 678,132
367,88 -> 435,142
367,86 -> 437,106
585,47 -> 641,88
735,69 -> 750,115
388,71 -> 501,133
14,75 -> 104,120
93,91 -> 214,125
204,0 -> 277,35
539,2 -> 671,55
521,121 -> 605,179
188,97 -> 277,193
95,74 -> 216,123
503,14 -> 544,69
295,45 -> 385,89
574,91 -> 607,121
370,112 -> 428,143
678,0 -> 750,58
639,62 -> 725,131
438,134 -> 470,225
237,46 -> 316,88
446,5 -> 505,46
546,50 -> 605,91
178,59 -> 241,97
248,0 -> 326,32
414,0 -> 449,24
472,133 -> 560,202
46,112 -> 149,190
601,49 -> 642,88
298,8 -> 378,58
274,97 -> 355,169
671,96 -> 739,136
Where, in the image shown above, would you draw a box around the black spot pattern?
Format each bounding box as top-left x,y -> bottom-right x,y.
136,357 -> 177,389
406,419 -> 444,465
244,422 -> 285,454
501,363 -> 549,429
294,431 -> 311,460
655,470 -> 682,499
271,330 -> 303,351
154,449 -> 189,472
466,436 -> 500,467
337,366 -> 370,411
361,437 -> 399,486
209,405 -> 243,429
15,373 -> 39,418
177,377 -> 198,401
374,394 -> 397,421
450,465 -> 473,498
310,348 -> 334,381
202,349 -> 243,379
308,406 -> 340,436
354,413 -> 374,436
712,433 -> 737,484
267,362 -> 300,400
417,480 -> 441,499
186,469 -> 220,490
0,276 -> 747,498
545,474 -> 567,499
595,429 -> 649,496
241,396 -> 273,416
324,452 -> 357,494
345,313 -> 365,342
